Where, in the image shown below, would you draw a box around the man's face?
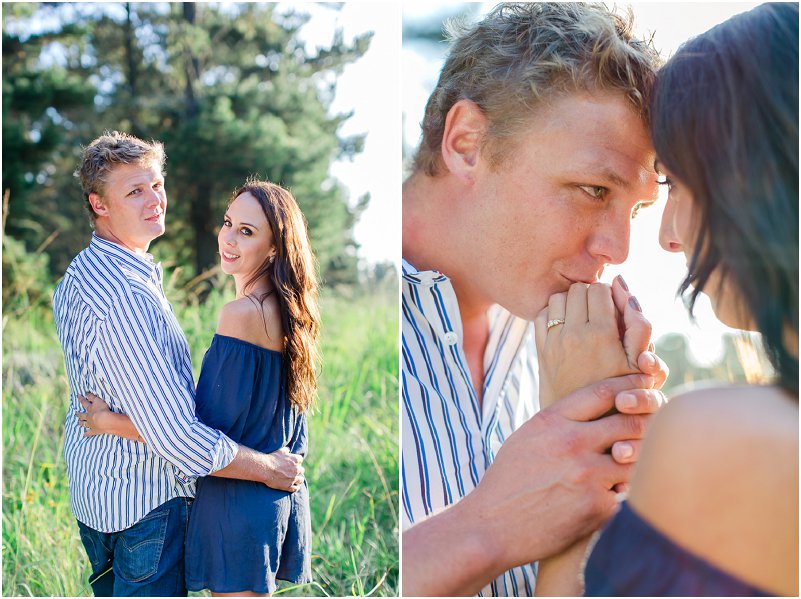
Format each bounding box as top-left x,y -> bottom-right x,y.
92,161 -> 167,253
463,91 -> 658,319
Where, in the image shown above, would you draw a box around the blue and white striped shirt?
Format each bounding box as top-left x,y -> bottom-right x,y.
402,259 -> 540,596
53,234 -> 238,533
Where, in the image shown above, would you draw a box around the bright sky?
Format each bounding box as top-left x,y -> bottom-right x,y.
282,2 -> 402,266
402,2 -> 763,364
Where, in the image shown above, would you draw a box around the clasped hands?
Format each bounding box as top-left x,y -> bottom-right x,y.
535,275 -> 667,467
526,276 -> 668,595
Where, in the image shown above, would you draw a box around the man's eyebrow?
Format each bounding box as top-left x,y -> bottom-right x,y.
124,175 -> 162,188
584,166 -> 630,189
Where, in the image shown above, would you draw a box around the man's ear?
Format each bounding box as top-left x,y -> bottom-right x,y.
440,99 -> 487,184
88,192 -> 109,218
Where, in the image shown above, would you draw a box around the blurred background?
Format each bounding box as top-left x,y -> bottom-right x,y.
402,1 -> 769,393
3,3 -> 399,596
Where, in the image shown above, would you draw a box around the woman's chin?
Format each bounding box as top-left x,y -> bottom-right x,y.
710,299 -> 754,331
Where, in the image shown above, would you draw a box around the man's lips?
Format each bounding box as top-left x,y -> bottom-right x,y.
144,213 -> 163,222
562,274 -> 601,285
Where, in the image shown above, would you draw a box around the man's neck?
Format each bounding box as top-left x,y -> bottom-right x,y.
404,172 -> 492,403
94,225 -> 150,257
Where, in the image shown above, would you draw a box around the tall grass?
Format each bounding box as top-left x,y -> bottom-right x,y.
2,283 -> 399,597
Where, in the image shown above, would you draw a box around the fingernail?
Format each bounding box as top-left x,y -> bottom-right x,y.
615,275 -> 629,291
642,352 -> 656,368
617,392 -> 637,410
628,296 -> 642,312
616,442 -> 634,460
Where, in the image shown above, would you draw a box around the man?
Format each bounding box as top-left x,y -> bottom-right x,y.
53,131 -> 304,596
402,4 -> 667,595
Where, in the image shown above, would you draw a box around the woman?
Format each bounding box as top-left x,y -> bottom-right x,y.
79,179 -> 320,596
537,3 -> 798,595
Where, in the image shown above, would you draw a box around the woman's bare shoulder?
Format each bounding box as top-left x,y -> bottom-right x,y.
216,295 -> 284,352
628,384 -> 798,595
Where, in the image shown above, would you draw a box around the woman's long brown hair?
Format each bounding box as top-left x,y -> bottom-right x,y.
231,178 -> 320,413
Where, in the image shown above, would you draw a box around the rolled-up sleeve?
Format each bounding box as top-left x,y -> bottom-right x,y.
97,289 -> 238,478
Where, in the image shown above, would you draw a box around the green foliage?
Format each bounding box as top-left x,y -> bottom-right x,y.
1,233 -> 54,322
3,2 -> 371,286
2,285 -> 398,597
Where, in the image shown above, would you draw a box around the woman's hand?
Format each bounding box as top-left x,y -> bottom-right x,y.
76,392 -> 144,442
535,277 -> 655,409
76,392 -> 113,437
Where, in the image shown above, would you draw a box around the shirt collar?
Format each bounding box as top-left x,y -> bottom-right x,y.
401,258 -> 450,286
89,232 -> 158,279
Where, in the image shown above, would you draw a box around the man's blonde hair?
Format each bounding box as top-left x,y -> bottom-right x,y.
413,3 -> 661,176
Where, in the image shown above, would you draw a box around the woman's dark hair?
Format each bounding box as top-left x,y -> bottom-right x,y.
650,3 -> 798,394
230,179 -> 320,413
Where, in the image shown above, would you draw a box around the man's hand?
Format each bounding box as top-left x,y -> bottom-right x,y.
262,447 -> 305,493
402,372 -> 665,597
212,445 -> 305,493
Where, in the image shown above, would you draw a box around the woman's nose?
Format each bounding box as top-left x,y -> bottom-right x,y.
659,200 -> 683,253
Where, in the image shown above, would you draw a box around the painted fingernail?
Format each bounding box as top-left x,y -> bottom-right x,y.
628,296 -> 642,312
615,275 -> 629,291
617,392 -> 637,410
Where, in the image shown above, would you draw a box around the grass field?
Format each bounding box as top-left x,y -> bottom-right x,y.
2,284 -> 399,597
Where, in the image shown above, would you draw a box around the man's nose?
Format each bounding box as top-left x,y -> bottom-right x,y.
589,212 -> 631,266
144,186 -> 161,206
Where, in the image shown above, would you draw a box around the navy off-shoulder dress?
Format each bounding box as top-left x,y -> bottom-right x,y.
584,501 -> 770,596
185,334 -> 311,594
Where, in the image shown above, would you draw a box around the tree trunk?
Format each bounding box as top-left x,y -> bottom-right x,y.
123,3 -> 140,134
181,2 -> 215,283
191,184 -> 217,283
182,2 -> 200,120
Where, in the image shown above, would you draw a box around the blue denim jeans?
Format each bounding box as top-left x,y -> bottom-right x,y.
76,497 -> 193,597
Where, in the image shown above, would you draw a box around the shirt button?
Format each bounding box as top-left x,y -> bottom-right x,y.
442,331 -> 458,345
420,273 -> 436,288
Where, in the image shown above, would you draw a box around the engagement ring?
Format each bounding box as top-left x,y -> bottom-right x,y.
546,318 -> 566,331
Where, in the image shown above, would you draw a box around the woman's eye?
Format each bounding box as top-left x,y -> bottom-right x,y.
223,219 -> 231,227
658,177 -> 675,193
241,228 -> 252,236
579,185 -> 606,200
